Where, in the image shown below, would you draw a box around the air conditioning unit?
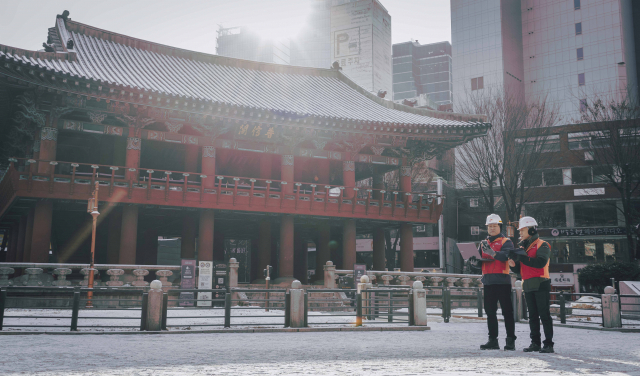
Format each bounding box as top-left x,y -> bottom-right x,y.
584,151 -> 594,161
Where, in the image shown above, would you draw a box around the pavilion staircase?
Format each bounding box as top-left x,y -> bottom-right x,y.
235,288 -> 353,312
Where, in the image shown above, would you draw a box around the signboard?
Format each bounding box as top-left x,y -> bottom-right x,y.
235,123 -> 279,141
550,272 -> 575,287
213,262 -> 228,306
179,259 -> 196,307
197,261 -> 213,307
574,188 -> 605,196
353,264 -> 367,287
549,227 -> 626,237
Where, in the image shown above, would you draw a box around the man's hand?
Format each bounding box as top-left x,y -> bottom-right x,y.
508,260 -> 516,267
481,240 -> 495,257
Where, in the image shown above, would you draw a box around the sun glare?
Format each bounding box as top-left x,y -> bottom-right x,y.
233,0 -> 312,41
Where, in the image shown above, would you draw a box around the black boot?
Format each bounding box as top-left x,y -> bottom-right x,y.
523,342 -> 541,352
539,344 -> 554,353
504,337 -> 516,351
480,337 -> 500,350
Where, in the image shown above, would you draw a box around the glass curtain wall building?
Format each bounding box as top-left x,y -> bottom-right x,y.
392,41 -> 453,107
216,26 -> 291,65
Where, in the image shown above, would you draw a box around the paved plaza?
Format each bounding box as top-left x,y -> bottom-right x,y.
1,318 -> 638,375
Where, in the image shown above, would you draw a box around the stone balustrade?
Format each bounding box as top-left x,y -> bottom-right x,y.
380,275 -> 393,286
156,270 -> 173,287
80,268 -> 100,287
0,267 -> 15,287
397,275 -> 411,286
430,277 -> 443,286
132,269 -> 150,287
106,269 -> 125,287
53,268 -> 72,286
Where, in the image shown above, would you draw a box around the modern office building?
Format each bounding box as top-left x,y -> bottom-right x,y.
330,0 -> 392,95
291,0 -> 332,69
216,26 -> 290,65
392,41 -> 453,107
451,0 -> 639,122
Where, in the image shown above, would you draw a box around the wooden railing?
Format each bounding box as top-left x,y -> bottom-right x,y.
2,158 -> 444,222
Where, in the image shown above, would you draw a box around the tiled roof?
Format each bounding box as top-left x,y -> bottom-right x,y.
0,15 -> 489,130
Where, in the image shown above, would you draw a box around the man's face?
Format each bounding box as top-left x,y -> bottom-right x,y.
519,227 -> 530,240
487,223 -> 501,236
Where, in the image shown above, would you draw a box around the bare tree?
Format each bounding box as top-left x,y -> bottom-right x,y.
573,93 -> 640,261
455,86 -> 561,226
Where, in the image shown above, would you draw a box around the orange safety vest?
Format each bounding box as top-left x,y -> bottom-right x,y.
481,237 -> 510,275
520,239 -> 550,280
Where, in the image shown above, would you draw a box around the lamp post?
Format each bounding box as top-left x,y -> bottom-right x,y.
86,181 -> 100,308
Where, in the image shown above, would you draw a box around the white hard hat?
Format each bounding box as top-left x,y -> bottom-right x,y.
485,214 -> 502,225
518,216 -> 538,230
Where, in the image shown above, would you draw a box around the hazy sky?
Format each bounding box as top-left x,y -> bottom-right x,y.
0,0 -> 451,54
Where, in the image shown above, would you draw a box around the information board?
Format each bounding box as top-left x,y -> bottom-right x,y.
197,261 -> 213,307
179,259 -> 197,307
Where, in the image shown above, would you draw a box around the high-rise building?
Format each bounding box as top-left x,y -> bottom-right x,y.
392,41 -> 453,107
291,0 -> 332,69
330,0 -> 392,95
451,0 -> 639,122
216,26 -> 290,65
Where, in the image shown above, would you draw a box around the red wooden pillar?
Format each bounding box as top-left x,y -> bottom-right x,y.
342,160 -> 356,199
257,220 -> 271,278
119,205 -> 139,264
279,215 -> 295,278
201,146 -> 216,189
315,222 -> 331,279
400,223 -> 414,272
106,207 -> 122,265
281,155 -> 294,195
181,213 -> 197,259
125,137 -> 141,182
15,215 -> 27,262
317,159 -> 330,184
30,200 -> 53,263
37,127 -> 57,174
23,208 -> 35,262
31,131 -> 40,173
198,210 -> 214,262
373,227 -> 386,271
342,219 -> 356,270
400,165 -> 412,203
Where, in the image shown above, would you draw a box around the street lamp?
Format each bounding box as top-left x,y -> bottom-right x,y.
86,181 -> 100,308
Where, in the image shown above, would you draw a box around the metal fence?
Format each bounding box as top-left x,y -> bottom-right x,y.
162,289 -> 227,329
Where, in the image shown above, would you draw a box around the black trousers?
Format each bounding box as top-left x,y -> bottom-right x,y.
484,284 -> 516,339
524,284 -> 554,346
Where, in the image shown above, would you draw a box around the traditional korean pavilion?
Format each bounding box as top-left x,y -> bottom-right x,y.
0,12 -> 489,283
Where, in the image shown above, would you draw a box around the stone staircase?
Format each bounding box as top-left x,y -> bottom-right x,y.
234,288 -> 353,312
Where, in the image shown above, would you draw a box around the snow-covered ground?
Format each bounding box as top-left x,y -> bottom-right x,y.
1,316 -> 639,375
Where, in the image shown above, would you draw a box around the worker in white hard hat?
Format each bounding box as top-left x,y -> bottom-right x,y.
476,213 -> 517,351
509,216 -> 554,354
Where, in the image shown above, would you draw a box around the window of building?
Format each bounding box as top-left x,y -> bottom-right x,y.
543,169 -> 563,186
575,23 -> 582,35
574,0 -> 581,10
578,73 -> 585,86
568,131 -> 610,150
516,135 -> 560,153
470,226 -> 480,236
525,170 -> 543,187
593,165 -> 612,183
580,99 -> 588,113
577,47 -> 583,60
574,201 -> 618,227
540,135 -> 561,152
572,166 -> 593,184
471,76 -> 484,91
526,203 -> 567,228
619,127 -> 640,146
470,198 -> 479,207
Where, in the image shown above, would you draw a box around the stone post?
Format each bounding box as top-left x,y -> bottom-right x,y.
0,267 -> 14,287
228,258 -> 239,288
514,280 -> 523,322
602,286 -> 621,328
412,280 -> 428,326
323,261 -> 336,289
147,280 -> 164,331
357,275 -> 372,318
289,280 -> 305,328
132,269 -> 150,287
155,270 -> 173,288
106,269 -> 124,287
24,268 -> 43,286
52,268 -> 72,286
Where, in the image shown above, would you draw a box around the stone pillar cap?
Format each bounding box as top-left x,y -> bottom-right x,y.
604,286 -> 615,294
150,280 -> 163,289
291,280 -> 302,289
360,275 -> 370,283
413,280 -> 424,289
